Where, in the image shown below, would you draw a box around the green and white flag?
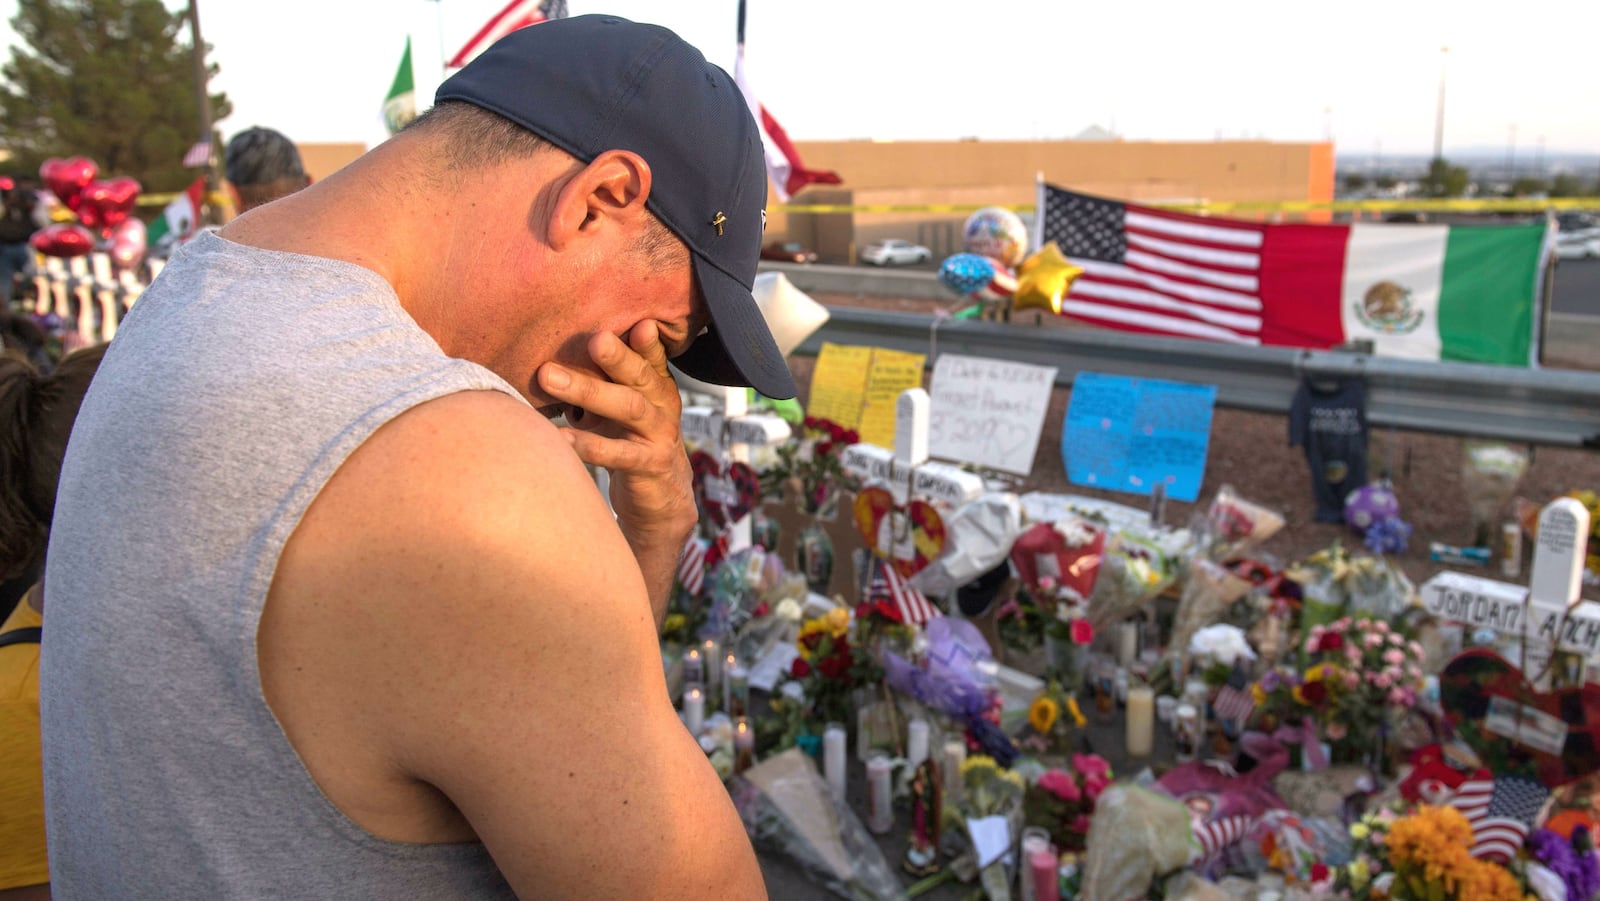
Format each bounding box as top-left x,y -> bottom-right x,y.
383,37 -> 416,135
146,176 -> 205,248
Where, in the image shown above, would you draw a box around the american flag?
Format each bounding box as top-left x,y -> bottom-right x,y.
1211,683 -> 1256,724
1038,184 -> 1266,345
1467,775 -> 1549,863
1194,814 -> 1253,858
182,139 -> 212,168
447,0 -> 568,69
867,557 -> 941,626
677,536 -> 709,597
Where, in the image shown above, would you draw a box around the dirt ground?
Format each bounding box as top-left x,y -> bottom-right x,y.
791,291 -> 1600,600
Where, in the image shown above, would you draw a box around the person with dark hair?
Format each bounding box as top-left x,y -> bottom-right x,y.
224,126 -> 311,213
0,180 -> 39,303
42,16 -> 789,901
0,342 -> 106,901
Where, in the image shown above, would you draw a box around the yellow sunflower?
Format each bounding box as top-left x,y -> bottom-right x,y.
1029,696 -> 1060,734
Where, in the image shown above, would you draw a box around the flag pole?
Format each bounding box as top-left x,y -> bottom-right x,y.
187,0 -> 217,225
430,0 -> 448,78
1033,171 -> 1045,252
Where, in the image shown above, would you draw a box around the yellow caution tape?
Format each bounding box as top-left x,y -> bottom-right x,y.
775,197 -> 1600,215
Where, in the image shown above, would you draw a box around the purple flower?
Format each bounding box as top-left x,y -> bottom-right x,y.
1529,828 -> 1600,901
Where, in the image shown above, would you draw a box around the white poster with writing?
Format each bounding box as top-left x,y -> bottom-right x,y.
928,354 -> 1057,476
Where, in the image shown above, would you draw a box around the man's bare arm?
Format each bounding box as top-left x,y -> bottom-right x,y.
262,390 -> 764,900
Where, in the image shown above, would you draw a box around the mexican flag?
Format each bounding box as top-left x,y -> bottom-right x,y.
146,176 -> 205,247
1258,221 -> 1552,366
382,37 -> 416,135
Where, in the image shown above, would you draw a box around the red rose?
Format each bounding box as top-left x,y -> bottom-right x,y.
827,422 -> 845,442
801,632 -> 823,651
816,440 -> 834,457
856,603 -> 874,620
1311,863 -> 1330,883
1300,680 -> 1327,705
790,657 -> 812,678
803,416 -> 819,430
817,652 -> 850,679
751,602 -> 770,618
841,429 -> 860,445
1320,633 -> 1345,652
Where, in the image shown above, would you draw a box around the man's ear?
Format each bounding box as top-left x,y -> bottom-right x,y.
546,150 -> 653,252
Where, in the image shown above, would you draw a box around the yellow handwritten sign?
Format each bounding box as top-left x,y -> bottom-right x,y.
806,342 -> 925,448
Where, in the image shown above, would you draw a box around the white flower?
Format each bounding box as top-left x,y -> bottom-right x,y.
1525,862 -> 1566,901
1053,516 -> 1100,549
774,598 -> 804,622
1189,624 -> 1258,666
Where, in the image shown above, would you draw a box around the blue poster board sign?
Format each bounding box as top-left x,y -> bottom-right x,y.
1062,373 -> 1217,503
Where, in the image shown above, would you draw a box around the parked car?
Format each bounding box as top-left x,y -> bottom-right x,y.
859,239 -> 932,266
760,241 -> 818,264
1555,212 -> 1600,261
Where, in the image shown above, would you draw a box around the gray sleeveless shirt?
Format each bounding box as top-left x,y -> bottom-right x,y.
40,232 -> 523,899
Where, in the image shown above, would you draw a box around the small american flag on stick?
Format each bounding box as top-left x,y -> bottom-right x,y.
867,557 -> 941,626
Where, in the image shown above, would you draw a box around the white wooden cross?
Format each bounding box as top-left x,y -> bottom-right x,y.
840,387 -> 985,508
1420,497 -> 1594,687
680,385 -> 791,552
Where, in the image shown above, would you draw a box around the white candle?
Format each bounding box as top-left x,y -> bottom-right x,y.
906,718 -> 930,769
682,647 -> 703,688
682,684 -> 705,737
721,651 -> 738,709
866,751 -> 894,834
726,665 -> 749,719
1116,621 -> 1139,667
857,704 -> 875,762
823,722 -> 848,802
941,738 -> 966,804
1126,686 -> 1155,757
702,638 -> 722,688
734,716 -> 754,774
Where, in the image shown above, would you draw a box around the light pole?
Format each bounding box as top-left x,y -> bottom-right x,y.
1433,46 -> 1449,162
1507,124 -> 1517,186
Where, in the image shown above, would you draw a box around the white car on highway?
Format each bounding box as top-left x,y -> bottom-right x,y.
859,239 -> 932,266
1556,213 -> 1600,261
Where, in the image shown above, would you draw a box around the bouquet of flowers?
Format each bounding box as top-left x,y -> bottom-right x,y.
1340,804 -> 1525,901
764,607 -> 881,752
1022,753 -> 1113,853
944,755 -> 1027,901
1289,541 -> 1415,626
1190,483 -> 1286,563
1301,616 -> 1427,767
761,416 -> 859,517
1019,680 -> 1088,757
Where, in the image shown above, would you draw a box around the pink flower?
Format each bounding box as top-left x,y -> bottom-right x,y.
1408,641 -> 1425,658
1038,769 -> 1081,803
1038,576 -> 1058,592
1326,721 -> 1348,740
1407,665 -> 1423,681
1373,620 -> 1389,634
1344,645 -> 1362,665
1082,773 -> 1111,802
1382,649 -> 1405,666
1070,815 -> 1092,835
1332,618 -> 1351,631
1070,619 -> 1094,645
1387,633 -> 1404,646
1072,753 -> 1112,782
1373,672 -> 1393,689
1343,671 -> 1361,690
1364,634 -> 1384,648
1388,687 -> 1409,706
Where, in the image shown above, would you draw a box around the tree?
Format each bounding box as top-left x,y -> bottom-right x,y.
1374,174 -> 1399,191
1509,177 -> 1549,197
1549,173 -> 1584,198
1342,173 -> 1369,193
0,0 -> 230,194
1420,157 -> 1470,198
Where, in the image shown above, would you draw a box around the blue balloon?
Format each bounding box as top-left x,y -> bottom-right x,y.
938,253 -> 998,298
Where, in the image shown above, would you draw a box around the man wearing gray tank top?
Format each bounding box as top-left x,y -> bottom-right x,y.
40,16 -> 792,901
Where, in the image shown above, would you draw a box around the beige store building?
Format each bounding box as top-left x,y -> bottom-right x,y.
774,137 -> 1336,264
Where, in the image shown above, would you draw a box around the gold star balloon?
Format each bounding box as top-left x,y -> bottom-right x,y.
1012,241 -> 1084,315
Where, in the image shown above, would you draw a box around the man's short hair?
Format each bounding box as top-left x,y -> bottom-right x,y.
226,127 -> 309,211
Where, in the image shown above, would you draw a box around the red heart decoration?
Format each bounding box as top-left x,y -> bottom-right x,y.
1440,648 -> 1600,788
1008,519 -> 1106,602
852,485 -> 946,577
689,450 -> 759,529
30,223 -> 95,258
40,156 -> 98,212
78,177 -> 141,234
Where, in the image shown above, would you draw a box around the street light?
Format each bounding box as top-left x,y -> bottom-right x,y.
1433,46 -> 1449,162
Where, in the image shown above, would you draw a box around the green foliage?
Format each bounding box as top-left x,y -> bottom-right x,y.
1342,173 -> 1369,192
0,0 -> 231,192
1509,176 -> 1550,197
1549,173 -> 1586,198
1420,157 -> 1470,198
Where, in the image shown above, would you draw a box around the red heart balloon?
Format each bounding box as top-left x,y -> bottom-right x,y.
40,156 -> 98,212
79,177 -> 141,234
30,223 -> 95,258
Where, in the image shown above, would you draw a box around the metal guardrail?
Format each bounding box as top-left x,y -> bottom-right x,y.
794,306 -> 1600,449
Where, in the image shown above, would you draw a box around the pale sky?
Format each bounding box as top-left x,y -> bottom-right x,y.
3,0 -> 1599,162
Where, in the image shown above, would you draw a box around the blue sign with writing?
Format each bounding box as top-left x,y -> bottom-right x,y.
1062,372 -> 1217,503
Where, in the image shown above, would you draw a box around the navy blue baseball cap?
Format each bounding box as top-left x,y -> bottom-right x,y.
436,14 -> 797,399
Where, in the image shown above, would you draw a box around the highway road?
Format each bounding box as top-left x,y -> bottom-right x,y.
1554,258 -> 1600,316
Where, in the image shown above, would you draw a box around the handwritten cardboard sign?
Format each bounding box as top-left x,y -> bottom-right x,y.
928,354 -> 1057,476
1062,373 -> 1217,503
806,342 -> 925,448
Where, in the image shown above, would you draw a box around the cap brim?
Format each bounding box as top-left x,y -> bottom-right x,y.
671,256 -> 798,399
